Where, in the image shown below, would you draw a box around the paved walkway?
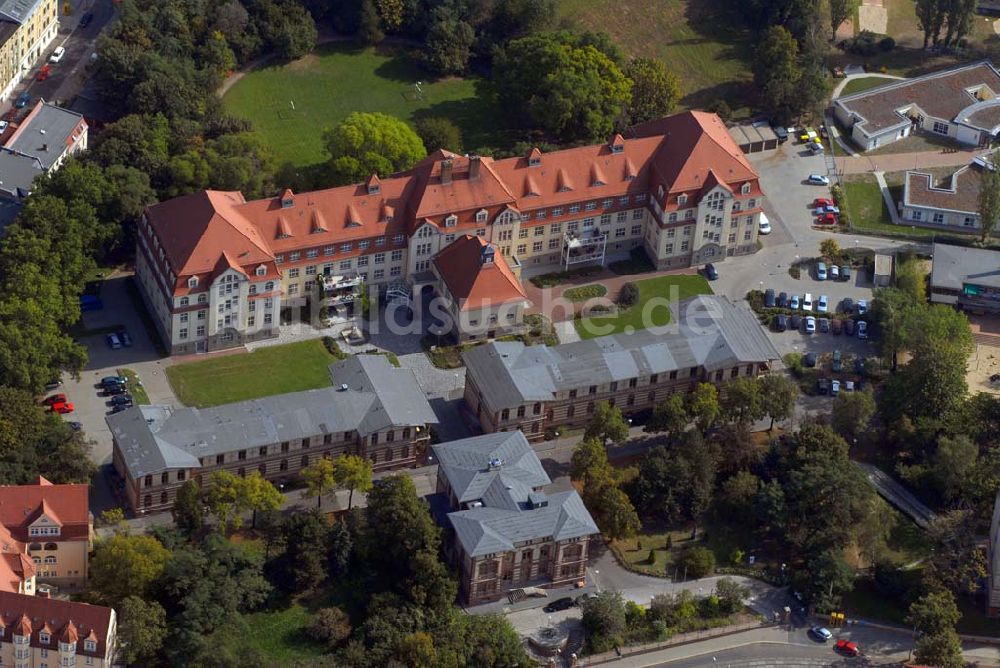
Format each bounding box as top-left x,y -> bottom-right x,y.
857,462 -> 938,529
872,170 -> 901,223
834,145 -> 990,175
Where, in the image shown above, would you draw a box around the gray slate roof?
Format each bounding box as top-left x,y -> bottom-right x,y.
931,242 -> 1000,290
0,0 -> 42,23
0,149 -> 42,198
8,102 -> 85,170
108,355 -> 436,478
463,294 -> 779,408
432,432 -> 598,557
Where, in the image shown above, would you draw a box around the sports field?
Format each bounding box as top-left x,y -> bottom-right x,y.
222,43 -> 505,168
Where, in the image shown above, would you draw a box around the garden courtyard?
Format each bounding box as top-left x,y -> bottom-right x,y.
574,274 -> 713,340
222,43 -> 505,168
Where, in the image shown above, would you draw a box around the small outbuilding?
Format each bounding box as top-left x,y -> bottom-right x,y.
873,254 -> 893,287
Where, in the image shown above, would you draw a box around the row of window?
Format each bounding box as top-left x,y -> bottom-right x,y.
523,194 -> 647,221
274,235 -> 406,264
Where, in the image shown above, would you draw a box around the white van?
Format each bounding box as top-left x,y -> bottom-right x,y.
802,293 -> 814,311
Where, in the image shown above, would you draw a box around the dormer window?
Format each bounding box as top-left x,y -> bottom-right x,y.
475,209 -> 488,223
741,182 -> 751,195
677,194 -> 688,205
527,147 -> 542,167
280,189 -> 294,208
445,214 -> 457,227
255,265 -> 267,277
85,640 -> 96,652
187,276 -> 198,288
39,632 -> 49,644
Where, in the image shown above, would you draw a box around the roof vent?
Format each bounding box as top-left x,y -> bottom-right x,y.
487,456 -> 503,471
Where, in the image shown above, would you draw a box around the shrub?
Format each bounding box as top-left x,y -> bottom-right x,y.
730,548 -> 745,566
879,36 -> 895,51
647,549 -> 656,565
705,99 -> 732,122
678,546 -> 716,579
309,607 -> 352,647
322,336 -> 339,355
414,117 -> 463,153
617,282 -> 639,307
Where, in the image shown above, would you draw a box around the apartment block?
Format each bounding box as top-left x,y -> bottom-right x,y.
462,295 -> 780,440
137,111 -> 764,354
0,0 -> 59,103
107,355 -> 437,515
430,431 -> 599,605
0,591 -> 116,668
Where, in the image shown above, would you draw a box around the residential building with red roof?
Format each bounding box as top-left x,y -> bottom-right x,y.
137,111 -> 764,355
0,590 -> 116,668
0,477 -> 92,592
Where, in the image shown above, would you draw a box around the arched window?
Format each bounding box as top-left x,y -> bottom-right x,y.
279,459 -> 288,471
385,448 -> 394,461
160,491 -> 168,504
258,464 -> 267,476
43,543 -> 57,551
43,556 -> 56,565
265,281 -> 274,291
301,455 -> 309,468
144,495 -> 152,508
28,543 -> 41,551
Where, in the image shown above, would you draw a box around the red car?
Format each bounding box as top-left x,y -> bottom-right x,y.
835,639 -> 860,656
817,212 -> 838,225
42,393 -> 67,406
36,65 -> 50,81
814,197 -> 834,208
50,402 -> 74,414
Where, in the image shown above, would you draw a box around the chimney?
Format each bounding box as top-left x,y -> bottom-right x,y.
440,159 -> 453,185
469,155 -> 481,180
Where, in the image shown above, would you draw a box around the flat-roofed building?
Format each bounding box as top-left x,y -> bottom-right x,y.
930,242 -> 1000,313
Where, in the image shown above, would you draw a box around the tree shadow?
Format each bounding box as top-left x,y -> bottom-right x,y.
681,0 -> 756,111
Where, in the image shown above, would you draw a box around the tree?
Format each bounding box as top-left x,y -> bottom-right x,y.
924,510 -> 987,594
0,387 -> 93,483
585,400 -> 629,445
414,117 -> 463,154
869,287 -> 913,370
915,0 -> 946,48
117,596 -> 167,665
753,26 -> 801,124
760,374 -> 797,430
333,454 -> 374,509
89,533 -> 170,606
325,112 -> 426,185
799,549 -> 854,611
173,479 -> 204,537
714,578 -> 750,614
721,377 -> 764,425
978,149 -> 1000,242
237,472 -> 282,527
302,457 -> 337,508
677,546 -> 715,578
423,17 -> 475,75
908,590 -> 964,668
932,434 -> 978,502
829,0 -> 861,39
570,437 -> 611,484
895,257 -> 927,303
717,471 -> 760,525
357,0 -> 385,45
276,509 -> 330,593
461,613 -> 532,667
492,31 -> 632,142
205,470 -> 241,533
644,393 -> 688,440
688,383 -> 720,434
581,591 -> 627,653
819,238 -> 841,263
599,486 -> 641,540
831,387 -> 876,443
625,57 -> 681,125
328,518 -> 353,576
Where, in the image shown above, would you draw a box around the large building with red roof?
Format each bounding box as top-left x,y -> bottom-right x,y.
136,111 -> 764,355
0,477 -> 92,593
0,590 -> 116,668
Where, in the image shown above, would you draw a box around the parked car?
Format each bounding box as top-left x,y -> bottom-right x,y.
110,394 -> 133,407
816,262 -> 827,281
759,213 -> 772,235
771,125 -> 789,143
840,265 -> 851,281
777,291 -> 788,308
831,319 -> 843,335
807,174 -> 830,186
49,46 -> 65,63
14,91 -> 30,108
856,299 -> 868,315
0,120 -> 9,134
101,375 -> 127,387
813,198 -> 834,208
808,141 -> 824,154
789,294 -> 801,310
804,316 -> 816,334
111,404 -> 129,414
835,639 -> 860,656
79,12 -> 94,27
543,597 -> 575,613
857,320 -> 869,339
818,317 -> 830,333
844,380 -> 855,392
773,314 -> 788,332
44,379 -> 61,391
854,358 -> 865,374
118,329 -> 133,347
844,318 -> 856,336
830,265 -> 839,280
817,295 -> 829,313
79,294 -> 103,311
815,205 -> 841,215
841,297 -> 854,313
817,212 -> 838,225
832,349 -> 843,372
764,288 -> 776,308
817,378 -> 830,394
104,384 -> 127,396
42,393 -> 67,406
106,333 -> 122,349
36,65 -> 50,81
803,352 -> 817,367
789,315 -> 802,330
575,592 -> 599,605
802,293 -> 814,311
809,626 -> 833,642
50,402 -> 74,414
830,379 -> 841,396
68,422 -> 82,431
704,263 -> 718,280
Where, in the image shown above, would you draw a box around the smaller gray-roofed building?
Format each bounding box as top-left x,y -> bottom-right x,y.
873,254 -> 893,287
462,294 -> 780,439
930,242 -> 1000,313
728,122 -> 777,154
109,354 -> 437,515
0,149 -> 42,199
899,158 -> 1000,236
431,431 -> 599,604
5,100 -> 88,172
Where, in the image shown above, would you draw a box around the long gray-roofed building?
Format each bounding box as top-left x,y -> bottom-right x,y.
431,431 -> 599,604
109,354 -> 437,515
462,294 -> 780,439
929,242 -> 1000,313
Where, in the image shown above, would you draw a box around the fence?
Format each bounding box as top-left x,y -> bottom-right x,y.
578,620 -> 773,666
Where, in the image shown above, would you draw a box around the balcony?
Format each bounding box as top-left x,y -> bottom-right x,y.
320,272 -> 363,306
561,229 -> 608,269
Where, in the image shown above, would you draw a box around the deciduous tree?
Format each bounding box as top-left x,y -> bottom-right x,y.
829,0 -> 861,39
309,606 -> 352,648
90,533 -> 170,606
205,470 -> 241,533
688,383 -> 720,434
325,112 -> 426,185
625,57 -> 681,125
722,377 -> 765,425
760,374 -> 797,430
908,590 -> 964,668
414,117 -> 463,153
302,457 -> 337,508
172,479 -> 204,537
978,150 -> 1000,242
753,26 -> 801,124
116,596 -> 167,665
584,400 -> 629,445
333,454 -> 374,509
237,471 -> 283,527
275,509 -> 330,593
644,393 -> 688,440
831,386 -> 876,443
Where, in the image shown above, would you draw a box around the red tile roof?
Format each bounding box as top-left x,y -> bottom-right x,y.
0,477 -> 90,543
433,236 -> 529,310
0,591 -> 114,659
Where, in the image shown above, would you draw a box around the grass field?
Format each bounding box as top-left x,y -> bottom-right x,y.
838,76 -> 896,97
166,339 -> 340,407
237,603 -> 327,661
555,0 -> 753,112
223,43 -> 505,168
574,274 -> 712,340
843,176 -> 938,238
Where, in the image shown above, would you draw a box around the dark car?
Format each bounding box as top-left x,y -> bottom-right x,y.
44,379 -> 62,391
104,384 -> 127,396
844,318 -> 856,336
543,597 -> 575,613
817,378 -> 830,395
818,317 -> 830,333
773,314 -> 788,332
68,422 -> 82,431
764,288 -> 776,308
118,329 -> 133,347
831,319 -> 843,335
704,263 -> 718,281
79,294 -> 103,311
101,375 -> 127,387
771,124 -> 789,143
575,592 -> 598,605
832,349 -> 843,373
789,314 -> 802,330
803,352 -> 817,367
855,357 -> 865,375
110,394 -> 133,407
79,12 -> 94,28
777,291 -> 788,308
841,297 -> 854,314
14,91 -> 30,108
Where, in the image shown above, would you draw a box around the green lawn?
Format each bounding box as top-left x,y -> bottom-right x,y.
117,368 -> 150,405
556,0 -> 753,112
575,275 -> 712,340
223,43 -> 505,168
166,339 -> 341,407
214,603 -> 327,662
838,76 -> 895,97
843,177 -> 937,238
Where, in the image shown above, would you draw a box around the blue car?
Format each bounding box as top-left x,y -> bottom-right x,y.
14,92 -> 30,109
856,299 -> 868,315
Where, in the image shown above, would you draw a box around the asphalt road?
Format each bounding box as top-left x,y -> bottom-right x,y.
654,641 -> 871,667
